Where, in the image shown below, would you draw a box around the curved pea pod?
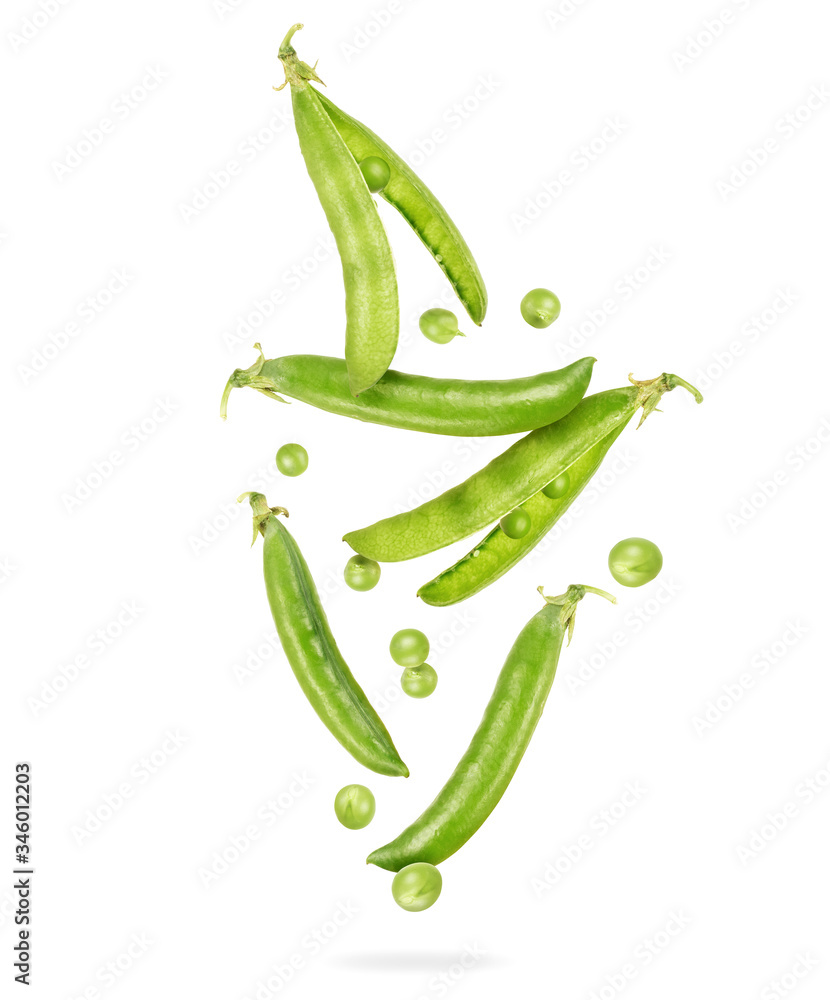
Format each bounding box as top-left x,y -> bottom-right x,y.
277,26 -> 398,396
367,585 -> 614,870
314,90 -> 487,325
220,345 -> 595,436
344,374 -> 701,563
243,493 -> 408,778
418,421 -> 629,605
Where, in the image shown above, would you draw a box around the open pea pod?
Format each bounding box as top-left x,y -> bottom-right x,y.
417,421 -> 629,605
343,373 -> 702,563
277,25 -> 398,396
314,90 -> 487,325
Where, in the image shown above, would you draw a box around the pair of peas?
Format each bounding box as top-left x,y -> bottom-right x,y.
417,287 -> 561,347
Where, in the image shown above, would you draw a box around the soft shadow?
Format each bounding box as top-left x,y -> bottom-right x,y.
331,951 -> 504,973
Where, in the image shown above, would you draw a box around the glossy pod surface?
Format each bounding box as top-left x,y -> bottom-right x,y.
345,386 -> 638,562
223,350 -> 595,436
253,500 -> 408,777
279,28 -> 398,395
418,421 -> 630,605
315,90 -> 487,325
345,374 -> 702,563
368,586 -> 608,869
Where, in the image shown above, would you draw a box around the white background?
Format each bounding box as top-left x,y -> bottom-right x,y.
3,0 -> 829,997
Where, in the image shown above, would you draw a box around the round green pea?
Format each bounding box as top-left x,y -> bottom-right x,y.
401,664 -> 438,699
276,443 -> 308,477
542,471 -> 570,499
390,628 -> 429,667
358,156 -> 391,193
334,784 -> 376,830
520,288 -> 561,329
608,537 -> 663,588
500,507 -> 531,539
343,554 -> 381,592
418,308 -> 463,345
391,862 -> 442,912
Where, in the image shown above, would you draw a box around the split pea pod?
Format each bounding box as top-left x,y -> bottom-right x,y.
344,374 -> 702,563
367,585 -> 614,870
277,25 -> 398,396
418,422 -> 629,605
243,493 -> 408,778
220,344 -> 595,436
314,90 -> 487,325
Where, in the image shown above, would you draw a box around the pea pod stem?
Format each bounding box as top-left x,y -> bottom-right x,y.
242,492 -> 408,778
277,25 -> 399,396
345,372 -> 702,563
367,585 -> 614,870
220,343 -> 596,436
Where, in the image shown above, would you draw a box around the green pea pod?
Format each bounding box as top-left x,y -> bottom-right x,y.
344,373 -> 702,562
314,90 -> 487,325
221,344 -> 595,436
418,420 -> 629,605
368,585 -> 614,870
243,493 -> 408,778
277,25 -> 398,396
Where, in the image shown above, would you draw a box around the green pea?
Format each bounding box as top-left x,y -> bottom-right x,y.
500,508 -> 531,539
334,784 -> 376,829
520,288 -> 561,329
358,156 -> 391,193
401,664 -> 437,699
418,308 -> 464,345
391,862 -> 442,912
542,471 -> 570,499
608,537 -> 663,588
276,443 -> 308,477
344,554 -> 381,592
390,629 -> 429,667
